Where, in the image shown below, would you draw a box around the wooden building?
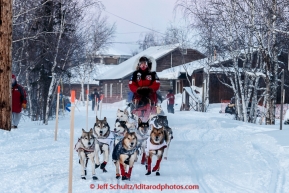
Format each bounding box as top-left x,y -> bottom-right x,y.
179,53 -> 289,111
96,44 -> 206,103
61,48 -> 131,100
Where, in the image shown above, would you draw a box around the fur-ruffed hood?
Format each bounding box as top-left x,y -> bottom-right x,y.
132,55 -> 156,71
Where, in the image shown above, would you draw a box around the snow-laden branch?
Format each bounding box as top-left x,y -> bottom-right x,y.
274,29 -> 289,35
12,32 -> 59,43
13,0 -> 52,20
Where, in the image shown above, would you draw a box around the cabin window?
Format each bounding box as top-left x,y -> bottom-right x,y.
181,48 -> 187,55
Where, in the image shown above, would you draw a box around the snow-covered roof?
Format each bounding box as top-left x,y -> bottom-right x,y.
157,58 -> 209,79
96,47 -> 131,56
157,55 -> 241,79
67,64 -> 114,84
156,48 -> 263,80
96,44 -> 179,80
183,86 -> 202,103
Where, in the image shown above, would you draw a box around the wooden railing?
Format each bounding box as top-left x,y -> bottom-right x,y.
103,95 -> 124,103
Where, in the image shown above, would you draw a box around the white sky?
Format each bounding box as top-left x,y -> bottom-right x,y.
101,0 -> 182,55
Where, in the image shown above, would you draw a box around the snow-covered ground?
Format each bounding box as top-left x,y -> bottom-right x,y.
1,94 -> 289,193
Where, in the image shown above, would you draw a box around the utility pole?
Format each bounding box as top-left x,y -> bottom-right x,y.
0,0 -> 12,131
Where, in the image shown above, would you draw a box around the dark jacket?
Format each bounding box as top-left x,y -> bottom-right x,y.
90,91 -> 100,102
112,140 -> 137,161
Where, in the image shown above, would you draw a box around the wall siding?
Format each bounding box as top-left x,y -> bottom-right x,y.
156,49 -> 205,72
62,84 -> 99,100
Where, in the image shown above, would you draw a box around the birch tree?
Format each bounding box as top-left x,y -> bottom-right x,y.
72,11 -> 115,106
138,32 -> 161,50
177,0 -> 289,124
11,0 -> 107,123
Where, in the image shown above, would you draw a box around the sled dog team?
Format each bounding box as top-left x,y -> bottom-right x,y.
74,107 -> 173,181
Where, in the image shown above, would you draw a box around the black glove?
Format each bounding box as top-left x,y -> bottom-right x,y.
137,87 -> 152,96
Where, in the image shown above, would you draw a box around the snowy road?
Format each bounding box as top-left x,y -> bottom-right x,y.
0,100 -> 289,193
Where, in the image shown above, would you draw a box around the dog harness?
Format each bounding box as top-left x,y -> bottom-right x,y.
74,138 -> 95,154
145,137 -> 167,155
136,127 -> 149,139
136,129 -> 149,148
112,139 -> 138,162
96,131 -> 114,151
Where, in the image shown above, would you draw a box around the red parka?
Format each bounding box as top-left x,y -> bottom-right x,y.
12,84 -> 27,113
129,69 -> 160,104
166,93 -> 175,105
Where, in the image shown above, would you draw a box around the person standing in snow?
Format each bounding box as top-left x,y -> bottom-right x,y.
129,56 -> 160,107
90,88 -> 100,111
166,90 -> 175,113
11,74 -> 27,129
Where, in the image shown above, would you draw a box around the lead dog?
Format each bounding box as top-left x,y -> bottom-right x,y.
93,116 -> 114,172
112,131 -> 138,180
145,125 -> 167,176
74,128 -> 98,180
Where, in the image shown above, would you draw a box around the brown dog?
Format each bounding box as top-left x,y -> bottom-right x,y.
112,132 -> 138,180
145,126 -> 167,176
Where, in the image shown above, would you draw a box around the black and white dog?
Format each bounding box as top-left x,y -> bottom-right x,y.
113,109 -> 129,147
135,118 -> 150,164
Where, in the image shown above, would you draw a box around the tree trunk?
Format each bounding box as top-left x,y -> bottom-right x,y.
44,6 -> 65,125
0,0 -> 12,131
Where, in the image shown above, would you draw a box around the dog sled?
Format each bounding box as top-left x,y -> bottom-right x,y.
129,99 -> 157,122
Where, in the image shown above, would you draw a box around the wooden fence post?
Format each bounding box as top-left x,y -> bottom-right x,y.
68,90 -> 75,193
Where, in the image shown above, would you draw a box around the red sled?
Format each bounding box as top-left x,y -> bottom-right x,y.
131,103 -> 156,122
